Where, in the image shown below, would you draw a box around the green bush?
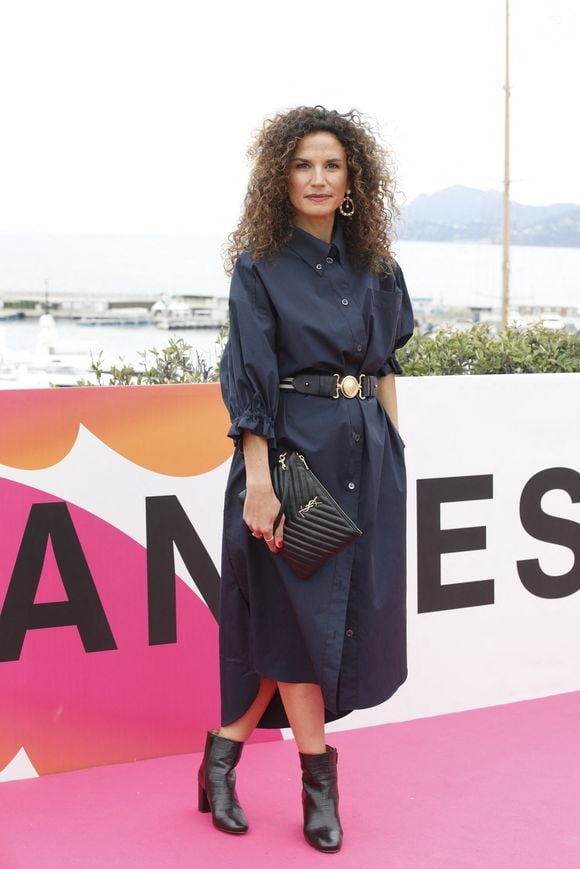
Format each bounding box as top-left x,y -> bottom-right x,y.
77,336 -> 224,386
77,322 -> 578,386
397,323 -> 580,375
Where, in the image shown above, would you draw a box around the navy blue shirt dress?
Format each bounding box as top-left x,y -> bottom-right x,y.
219,216 -> 415,728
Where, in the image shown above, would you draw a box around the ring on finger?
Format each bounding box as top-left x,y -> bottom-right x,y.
264,535 -> 274,542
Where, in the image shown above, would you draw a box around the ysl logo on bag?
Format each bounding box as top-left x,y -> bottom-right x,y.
299,496 -> 321,517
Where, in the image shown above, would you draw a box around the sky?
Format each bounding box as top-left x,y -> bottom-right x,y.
0,0 -> 579,237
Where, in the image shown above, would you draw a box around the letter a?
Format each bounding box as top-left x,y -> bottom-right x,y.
0,502 -> 117,662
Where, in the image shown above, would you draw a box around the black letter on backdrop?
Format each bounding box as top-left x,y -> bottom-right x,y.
517,467 -> 580,598
0,502 -> 116,662
146,495 -> 220,645
417,475 -> 494,613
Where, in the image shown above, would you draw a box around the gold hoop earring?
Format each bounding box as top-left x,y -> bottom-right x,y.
338,189 -> 355,218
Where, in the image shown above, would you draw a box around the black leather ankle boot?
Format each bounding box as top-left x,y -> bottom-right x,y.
299,745 -> 343,852
197,730 -> 248,834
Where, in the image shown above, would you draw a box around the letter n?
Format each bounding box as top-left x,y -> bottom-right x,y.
146,495 -> 220,646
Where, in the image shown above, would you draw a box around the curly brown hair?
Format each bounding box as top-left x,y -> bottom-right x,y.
224,106 -> 401,275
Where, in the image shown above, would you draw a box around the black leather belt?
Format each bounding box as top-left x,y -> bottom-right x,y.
279,373 -> 378,399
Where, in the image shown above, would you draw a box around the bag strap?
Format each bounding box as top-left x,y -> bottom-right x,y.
272,462 -> 287,531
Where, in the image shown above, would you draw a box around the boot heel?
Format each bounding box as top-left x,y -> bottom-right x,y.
198,783 -> 210,813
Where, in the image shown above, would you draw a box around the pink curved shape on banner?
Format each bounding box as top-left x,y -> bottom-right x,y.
0,479 -> 280,776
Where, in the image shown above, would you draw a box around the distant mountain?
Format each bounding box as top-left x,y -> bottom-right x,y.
397,185 -> 580,247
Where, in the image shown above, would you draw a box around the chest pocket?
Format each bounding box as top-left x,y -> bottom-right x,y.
368,286 -> 402,353
371,285 -> 402,307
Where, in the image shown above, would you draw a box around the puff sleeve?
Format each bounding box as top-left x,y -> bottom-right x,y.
378,261 -> 415,376
219,253 -> 279,448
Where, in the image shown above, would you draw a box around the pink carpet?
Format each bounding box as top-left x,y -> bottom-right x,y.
1,691 -> 579,869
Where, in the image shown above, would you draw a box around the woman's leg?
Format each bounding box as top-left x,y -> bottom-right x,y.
277,681 -> 342,853
219,679 -> 326,752
199,677 -> 277,833
277,681 -> 326,754
218,676 -> 278,742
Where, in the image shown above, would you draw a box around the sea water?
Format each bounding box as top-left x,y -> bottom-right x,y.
0,236 -> 578,368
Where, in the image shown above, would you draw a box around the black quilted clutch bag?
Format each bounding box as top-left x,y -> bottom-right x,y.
239,451 -> 362,578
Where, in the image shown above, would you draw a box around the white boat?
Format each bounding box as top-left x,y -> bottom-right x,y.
0,314 -> 94,388
152,297 -> 226,330
78,307 -> 152,327
539,314 -> 566,331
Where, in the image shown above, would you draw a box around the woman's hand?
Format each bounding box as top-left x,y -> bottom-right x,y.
243,482 -> 285,553
241,430 -> 284,553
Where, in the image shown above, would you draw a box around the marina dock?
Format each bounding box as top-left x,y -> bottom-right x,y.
0,291 -> 229,328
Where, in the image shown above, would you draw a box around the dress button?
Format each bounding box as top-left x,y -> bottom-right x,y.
348,481 -> 355,490
341,298 -> 349,306
353,432 -> 360,442
315,263 -> 322,270
326,256 -> 334,264
345,628 -> 354,638
356,343 -> 363,352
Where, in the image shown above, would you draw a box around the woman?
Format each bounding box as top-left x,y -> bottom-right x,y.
198,106 -> 414,853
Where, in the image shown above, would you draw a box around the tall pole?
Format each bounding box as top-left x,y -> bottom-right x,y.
501,0 -> 511,329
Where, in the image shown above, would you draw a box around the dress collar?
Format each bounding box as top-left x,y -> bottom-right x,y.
286,218 -> 349,273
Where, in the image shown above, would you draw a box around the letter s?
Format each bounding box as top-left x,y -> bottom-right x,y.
517,467 -> 580,598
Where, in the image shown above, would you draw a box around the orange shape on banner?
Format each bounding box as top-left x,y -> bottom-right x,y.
0,384 -> 233,476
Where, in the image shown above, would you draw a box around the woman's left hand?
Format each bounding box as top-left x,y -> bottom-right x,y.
244,482 -> 285,553
241,430 -> 285,553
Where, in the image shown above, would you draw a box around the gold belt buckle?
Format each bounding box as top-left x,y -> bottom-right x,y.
358,374 -> 367,400
334,374 -> 361,399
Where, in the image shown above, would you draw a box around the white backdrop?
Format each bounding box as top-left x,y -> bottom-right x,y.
324,372 -> 580,735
